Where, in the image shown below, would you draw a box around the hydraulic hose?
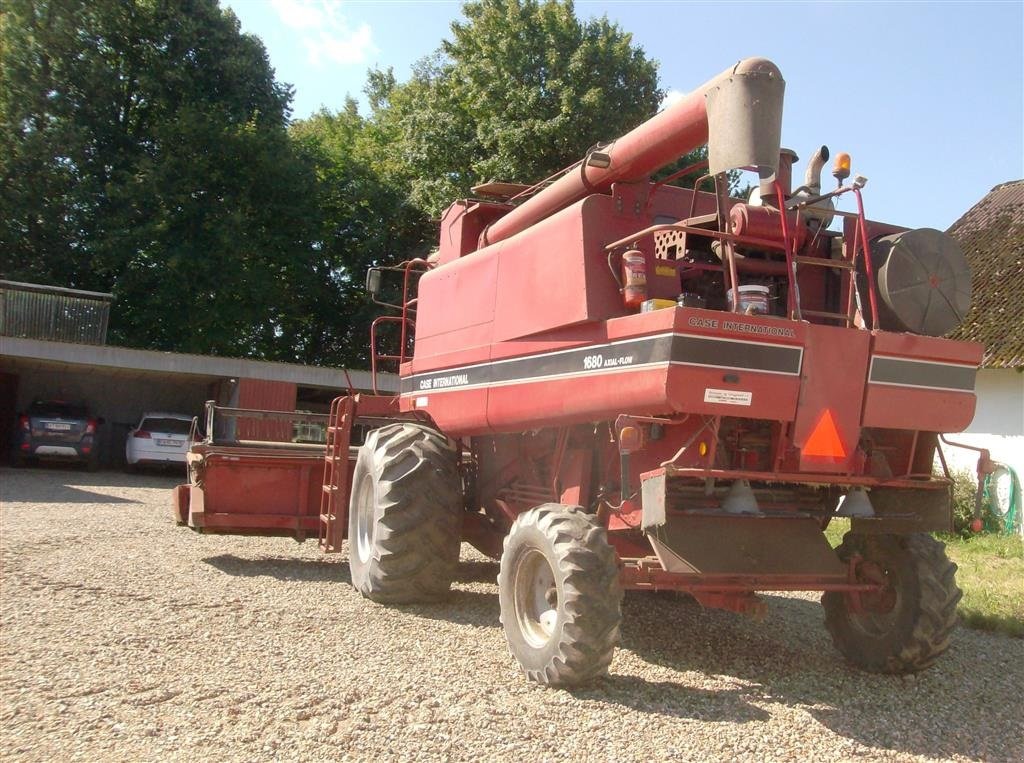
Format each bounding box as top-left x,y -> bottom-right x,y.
983,464 -> 1022,536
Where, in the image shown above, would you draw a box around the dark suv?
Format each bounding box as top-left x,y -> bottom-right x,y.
11,400 -> 102,469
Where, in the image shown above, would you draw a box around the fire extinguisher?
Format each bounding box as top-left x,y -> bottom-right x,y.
621,249 -> 647,309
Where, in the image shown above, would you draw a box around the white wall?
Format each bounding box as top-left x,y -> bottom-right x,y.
966,368 -> 1024,437
940,368 -> 1024,477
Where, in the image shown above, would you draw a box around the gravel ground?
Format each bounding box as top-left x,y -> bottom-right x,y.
1,466 -> 1022,762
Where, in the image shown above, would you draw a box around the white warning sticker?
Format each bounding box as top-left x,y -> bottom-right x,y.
704,388 -> 753,406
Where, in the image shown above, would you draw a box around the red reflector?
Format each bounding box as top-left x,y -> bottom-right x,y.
134,431 -> 152,439
804,409 -> 847,459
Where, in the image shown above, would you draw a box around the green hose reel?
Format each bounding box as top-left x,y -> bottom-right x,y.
983,464 -> 1022,536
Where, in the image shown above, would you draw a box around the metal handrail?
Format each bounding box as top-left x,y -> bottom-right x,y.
604,177 -> 883,329
201,401 -> 329,445
369,258 -> 432,394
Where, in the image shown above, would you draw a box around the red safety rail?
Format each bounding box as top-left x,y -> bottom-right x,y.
369,258 -> 432,394
604,176 -> 882,327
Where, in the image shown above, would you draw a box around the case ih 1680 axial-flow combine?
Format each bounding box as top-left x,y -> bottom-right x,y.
175,58 -> 983,686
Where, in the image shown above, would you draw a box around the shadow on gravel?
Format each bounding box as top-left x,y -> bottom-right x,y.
571,676 -> 771,722
455,559 -> 499,584
203,554 -> 350,583
1,465 -> 180,500
184,550 -> 1014,760
0,467 -> 150,503
400,588 -> 501,627
617,592 -> 1016,761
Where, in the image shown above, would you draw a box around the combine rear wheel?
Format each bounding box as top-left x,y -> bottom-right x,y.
823,532 -> 961,674
348,423 -> 461,603
498,504 -> 622,686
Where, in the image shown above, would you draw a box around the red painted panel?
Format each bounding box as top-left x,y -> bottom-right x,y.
491,201 -> 601,342
414,246 -> 499,344
200,455 -> 324,518
861,331 -> 981,432
863,386 -> 977,432
436,200 -> 509,265
409,388 -> 491,435
236,378 -> 296,441
665,365 -> 799,421
486,367 -> 670,433
871,331 -> 983,365
412,322 -> 495,369
793,323 -> 871,473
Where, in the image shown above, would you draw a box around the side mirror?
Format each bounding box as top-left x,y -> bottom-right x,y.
365,268 -> 382,297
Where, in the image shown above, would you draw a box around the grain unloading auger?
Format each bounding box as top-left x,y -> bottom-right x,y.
175,58 -> 981,686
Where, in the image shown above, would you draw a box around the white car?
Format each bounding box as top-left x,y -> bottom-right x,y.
126,412 -> 195,468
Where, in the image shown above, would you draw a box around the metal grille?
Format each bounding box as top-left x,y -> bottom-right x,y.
654,229 -> 687,260
0,280 -> 112,345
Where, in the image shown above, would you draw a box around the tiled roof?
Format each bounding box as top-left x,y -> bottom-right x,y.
947,180 -> 1024,368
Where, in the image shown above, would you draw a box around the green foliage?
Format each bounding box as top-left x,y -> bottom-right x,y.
367,0 -> 663,216
949,468 -> 980,537
0,0 -> 690,367
287,106 -> 432,366
944,532 -> 1024,638
944,467 -> 1014,538
0,0 -> 319,358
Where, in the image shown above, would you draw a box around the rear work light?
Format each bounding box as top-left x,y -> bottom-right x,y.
133,430 -> 152,439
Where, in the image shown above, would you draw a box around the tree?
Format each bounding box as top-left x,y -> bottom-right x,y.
365,0 -> 663,216
286,104 -> 432,366
0,0 -> 319,357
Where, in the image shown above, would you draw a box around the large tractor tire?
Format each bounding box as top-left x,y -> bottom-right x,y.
823,532 -> 961,674
347,423 -> 462,603
498,504 -> 622,686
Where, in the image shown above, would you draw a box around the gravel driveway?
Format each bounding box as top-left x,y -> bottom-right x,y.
2,466 -> 1021,761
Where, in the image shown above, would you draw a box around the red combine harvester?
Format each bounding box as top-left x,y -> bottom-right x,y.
175,58 -> 982,686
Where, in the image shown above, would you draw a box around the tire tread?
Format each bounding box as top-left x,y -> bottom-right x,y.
498,505 -> 622,686
823,532 -> 961,674
350,423 -> 461,604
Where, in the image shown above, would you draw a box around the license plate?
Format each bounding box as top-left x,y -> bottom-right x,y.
45,423 -> 72,431
157,439 -> 180,447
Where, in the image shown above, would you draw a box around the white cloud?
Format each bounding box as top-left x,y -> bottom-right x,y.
660,89 -> 687,110
269,0 -> 377,67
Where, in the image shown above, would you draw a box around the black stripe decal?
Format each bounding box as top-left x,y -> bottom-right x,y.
672,335 -> 802,375
401,333 -> 802,395
869,357 -> 976,391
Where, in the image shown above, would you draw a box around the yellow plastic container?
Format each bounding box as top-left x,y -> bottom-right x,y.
640,299 -> 677,313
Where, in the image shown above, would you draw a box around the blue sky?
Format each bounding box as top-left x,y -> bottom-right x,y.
224,0 -> 1023,230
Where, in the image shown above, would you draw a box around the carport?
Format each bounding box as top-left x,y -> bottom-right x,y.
0,336 -> 388,467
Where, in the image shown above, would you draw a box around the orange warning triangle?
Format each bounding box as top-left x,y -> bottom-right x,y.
804,409 -> 847,458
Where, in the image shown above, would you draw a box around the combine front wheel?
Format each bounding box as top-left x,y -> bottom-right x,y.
823,532 -> 961,674
347,423 -> 461,603
498,504 -> 622,686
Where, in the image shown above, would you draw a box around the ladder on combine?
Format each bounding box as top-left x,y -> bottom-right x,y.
319,395 -> 355,553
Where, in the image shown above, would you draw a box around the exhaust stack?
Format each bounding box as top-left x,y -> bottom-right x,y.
802,145 -> 830,194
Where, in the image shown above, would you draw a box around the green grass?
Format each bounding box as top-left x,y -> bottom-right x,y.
825,519 -> 1024,638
